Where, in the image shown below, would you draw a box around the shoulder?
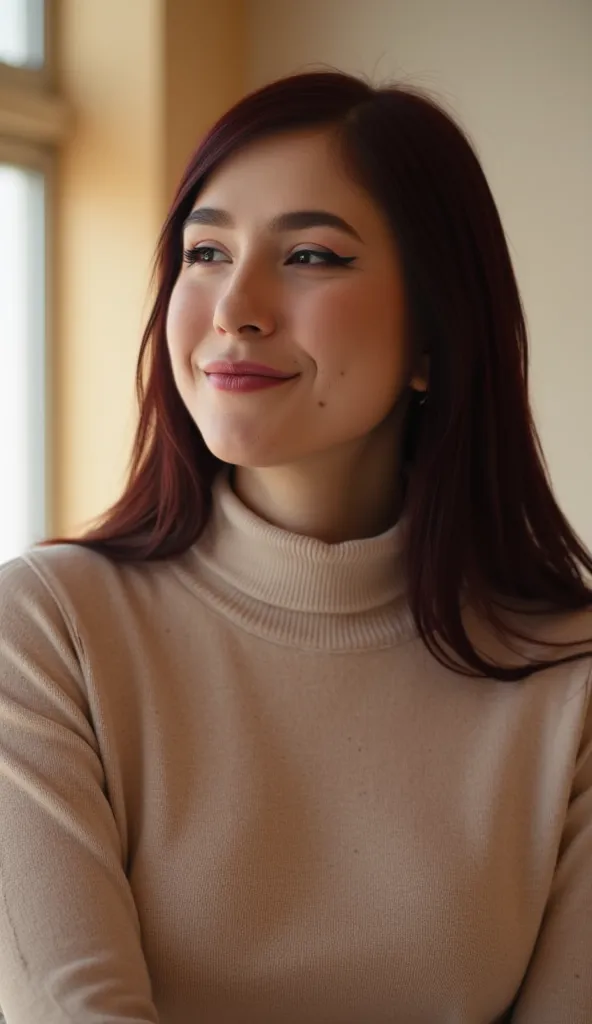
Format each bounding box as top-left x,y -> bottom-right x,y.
0,542 -> 156,647
508,603 -> 592,662
1,543 -> 111,628
0,542 -> 187,700
0,546 -> 111,662
466,595 -> 592,657
1,540 -> 194,652
0,546 -> 82,617
463,599 -> 592,698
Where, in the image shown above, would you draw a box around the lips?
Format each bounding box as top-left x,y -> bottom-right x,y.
202,360 -> 298,379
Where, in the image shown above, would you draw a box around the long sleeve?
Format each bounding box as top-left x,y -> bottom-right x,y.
0,557 -> 159,1023
511,665 -> 592,1022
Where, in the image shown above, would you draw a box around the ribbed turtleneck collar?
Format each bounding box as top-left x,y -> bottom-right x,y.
177,468 -> 415,651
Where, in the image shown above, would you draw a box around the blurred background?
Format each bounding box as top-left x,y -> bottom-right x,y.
0,0 -> 590,565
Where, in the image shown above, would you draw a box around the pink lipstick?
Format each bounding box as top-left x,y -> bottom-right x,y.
202,361 -> 299,393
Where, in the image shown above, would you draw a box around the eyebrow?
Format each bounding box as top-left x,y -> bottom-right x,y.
182,207 -> 363,243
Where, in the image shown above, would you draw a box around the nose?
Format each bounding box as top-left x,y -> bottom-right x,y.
213,266 -> 277,338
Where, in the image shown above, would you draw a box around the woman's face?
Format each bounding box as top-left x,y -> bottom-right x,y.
166,128 -> 418,469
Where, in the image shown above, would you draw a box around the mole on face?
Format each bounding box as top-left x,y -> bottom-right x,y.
318,401 -> 327,408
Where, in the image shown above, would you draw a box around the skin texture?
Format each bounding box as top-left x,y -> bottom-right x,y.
166,128 -> 427,542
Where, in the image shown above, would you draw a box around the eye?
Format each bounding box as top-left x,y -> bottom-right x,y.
286,249 -> 356,268
183,245 -> 229,265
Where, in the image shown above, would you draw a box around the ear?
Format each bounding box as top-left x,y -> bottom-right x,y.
410,353 -> 429,394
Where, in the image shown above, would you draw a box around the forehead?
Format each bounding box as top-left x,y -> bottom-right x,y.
194,128 -> 383,229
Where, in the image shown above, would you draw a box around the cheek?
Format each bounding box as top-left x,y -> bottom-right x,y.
301,277 -> 406,377
166,278 -> 211,365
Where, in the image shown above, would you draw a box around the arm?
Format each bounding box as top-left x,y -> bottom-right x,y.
511,664 -> 592,1022
0,557 -> 159,1023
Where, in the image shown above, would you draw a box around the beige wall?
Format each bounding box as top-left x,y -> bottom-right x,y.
56,0 -> 163,535
246,0 -> 592,548
163,2 -> 247,206
55,0 -> 245,535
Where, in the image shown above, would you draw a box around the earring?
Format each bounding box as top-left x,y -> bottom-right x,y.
418,391 -> 428,406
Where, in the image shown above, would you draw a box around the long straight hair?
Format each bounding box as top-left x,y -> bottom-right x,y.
39,70 -> 592,679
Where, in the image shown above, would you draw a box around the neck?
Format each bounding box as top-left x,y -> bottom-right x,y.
232,412 -> 406,544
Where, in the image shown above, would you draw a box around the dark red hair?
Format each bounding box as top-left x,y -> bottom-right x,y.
41,70 -> 592,679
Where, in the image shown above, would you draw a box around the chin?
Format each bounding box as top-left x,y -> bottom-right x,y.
200,437 -> 285,469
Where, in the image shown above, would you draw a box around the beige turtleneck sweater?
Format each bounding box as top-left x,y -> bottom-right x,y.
0,468 -> 590,1023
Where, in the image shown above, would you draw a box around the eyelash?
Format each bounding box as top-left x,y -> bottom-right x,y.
182,245 -> 356,269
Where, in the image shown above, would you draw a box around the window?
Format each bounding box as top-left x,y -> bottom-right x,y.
0,0 -> 45,69
0,1 -> 64,564
0,158 -> 47,565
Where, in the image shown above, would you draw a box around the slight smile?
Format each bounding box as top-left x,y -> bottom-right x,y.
202,360 -> 301,393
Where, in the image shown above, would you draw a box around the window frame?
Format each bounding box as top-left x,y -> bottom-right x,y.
0,1 -> 68,147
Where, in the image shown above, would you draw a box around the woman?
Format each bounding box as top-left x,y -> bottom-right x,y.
0,70 -> 590,1023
